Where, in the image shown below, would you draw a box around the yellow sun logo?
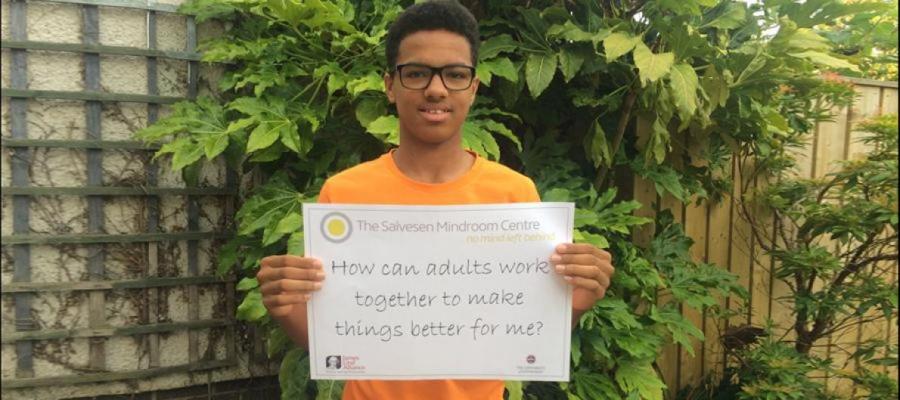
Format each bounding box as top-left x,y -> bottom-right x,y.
320,212 -> 352,243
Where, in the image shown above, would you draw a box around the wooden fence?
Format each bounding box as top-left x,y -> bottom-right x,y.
644,77 -> 899,397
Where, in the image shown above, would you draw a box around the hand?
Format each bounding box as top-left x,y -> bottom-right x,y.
256,255 -> 325,318
549,243 -> 615,311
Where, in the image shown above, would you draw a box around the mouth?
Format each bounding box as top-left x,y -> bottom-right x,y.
418,105 -> 452,123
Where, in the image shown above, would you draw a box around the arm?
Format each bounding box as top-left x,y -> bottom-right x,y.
272,304 -> 311,349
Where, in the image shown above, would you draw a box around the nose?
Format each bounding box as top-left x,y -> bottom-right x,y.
423,73 -> 448,99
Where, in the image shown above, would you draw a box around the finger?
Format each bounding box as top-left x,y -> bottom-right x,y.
258,265 -> 325,284
262,293 -> 311,309
554,263 -> 600,279
260,279 -> 323,295
260,255 -> 322,270
549,253 -> 600,267
598,261 -> 615,278
595,269 -> 610,290
563,275 -> 601,292
555,243 -> 612,262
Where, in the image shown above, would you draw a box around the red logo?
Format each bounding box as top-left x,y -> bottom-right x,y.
526,355 -> 536,364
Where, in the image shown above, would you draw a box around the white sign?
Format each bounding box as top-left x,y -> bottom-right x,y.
303,203 -> 574,381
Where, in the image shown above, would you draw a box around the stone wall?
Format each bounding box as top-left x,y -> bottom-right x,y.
1,1 -> 278,398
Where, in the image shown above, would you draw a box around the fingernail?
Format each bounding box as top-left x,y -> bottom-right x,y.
304,294 -> 312,301
555,264 -> 565,273
563,276 -> 572,281
313,282 -> 322,290
316,271 -> 325,280
550,254 -> 561,262
556,244 -> 567,251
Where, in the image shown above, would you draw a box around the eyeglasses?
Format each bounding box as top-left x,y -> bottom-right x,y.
394,63 -> 476,91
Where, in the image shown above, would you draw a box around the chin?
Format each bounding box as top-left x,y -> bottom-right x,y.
403,124 -> 462,146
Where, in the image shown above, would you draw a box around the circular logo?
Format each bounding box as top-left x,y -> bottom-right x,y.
526,355 -> 536,364
320,212 -> 352,243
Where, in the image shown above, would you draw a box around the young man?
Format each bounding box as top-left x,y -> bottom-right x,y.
256,1 -> 614,399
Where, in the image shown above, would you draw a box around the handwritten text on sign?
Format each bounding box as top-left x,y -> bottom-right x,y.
303,203 -> 573,381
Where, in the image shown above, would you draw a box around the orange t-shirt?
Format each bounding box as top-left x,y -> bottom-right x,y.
317,150 -> 540,400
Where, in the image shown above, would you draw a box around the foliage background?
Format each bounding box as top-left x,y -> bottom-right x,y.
137,0 -> 898,398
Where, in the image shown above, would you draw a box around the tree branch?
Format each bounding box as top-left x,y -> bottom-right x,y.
593,87 -> 638,189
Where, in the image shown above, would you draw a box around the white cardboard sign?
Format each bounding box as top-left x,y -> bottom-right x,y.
303,203 -> 573,381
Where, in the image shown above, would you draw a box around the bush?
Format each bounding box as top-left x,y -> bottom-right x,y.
138,1 -> 879,398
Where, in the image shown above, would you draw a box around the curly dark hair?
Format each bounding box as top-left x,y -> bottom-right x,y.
385,0 -> 480,71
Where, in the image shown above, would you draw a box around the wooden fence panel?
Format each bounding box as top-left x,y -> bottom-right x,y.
702,179 -> 732,381
679,199 -> 707,390
657,192 -> 683,396
631,79 -> 897,396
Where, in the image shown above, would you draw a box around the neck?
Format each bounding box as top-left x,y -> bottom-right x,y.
392,139 -> 474,184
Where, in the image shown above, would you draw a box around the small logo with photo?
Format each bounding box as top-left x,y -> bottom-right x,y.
526,354 -> 536,364
325,355 -> 342,370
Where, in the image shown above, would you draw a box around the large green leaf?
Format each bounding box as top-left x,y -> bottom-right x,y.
480,34 -> 519,60
166,140 -> 204,171
547,21 -> 607,44
647,117 -> 671,165
703,2 -> 746,29
275,212 -> 302,235
236,277 -> 259,291
525,53 -> 558,98
463,122 -> 501,160
316,380 -> 344,400
280,348 -> 310,400
477,57 -> 518,86
588,119 -> 611,168
247,121 -> 284,152
346,73 -> 384,98
366,115 -> 399,145
236,289 -> 266,321
558,48 -> 586,83
650,306 -> 705,356
789,50 -> 860,71
479,120 -> 522,151
603,32 -> 639,62
615,359 -> 666,400
268,0 -> 354,33
784,28 -> 831,51
505,381 -> 523,400
700,66 -> 730,108
633,42 -> 674,85
668,63 -> 700,125
355,97 -> 387,128
573,371 -> 619,399
287,231 -> 304,255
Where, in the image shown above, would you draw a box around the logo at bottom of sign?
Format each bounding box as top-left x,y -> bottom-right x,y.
516,354 -> 545,374
325,355 -> 365,373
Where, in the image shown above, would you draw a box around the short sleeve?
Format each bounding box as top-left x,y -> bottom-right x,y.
514,178 -> 540,202
525,179 -> 540,202
317,180 -> 332,204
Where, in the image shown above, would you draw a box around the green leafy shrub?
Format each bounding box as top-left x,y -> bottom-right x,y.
136,1 -> 877,398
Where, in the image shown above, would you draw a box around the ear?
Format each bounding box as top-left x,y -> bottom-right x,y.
384,72 -> 396,104
468,77 -> 480,106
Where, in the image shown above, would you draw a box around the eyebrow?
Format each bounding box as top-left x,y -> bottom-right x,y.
399,61 -> 473,67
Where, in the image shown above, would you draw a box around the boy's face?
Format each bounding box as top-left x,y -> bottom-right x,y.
384,30 -> 479,147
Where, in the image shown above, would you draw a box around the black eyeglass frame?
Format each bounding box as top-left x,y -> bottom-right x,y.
393,63 -> 477,91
